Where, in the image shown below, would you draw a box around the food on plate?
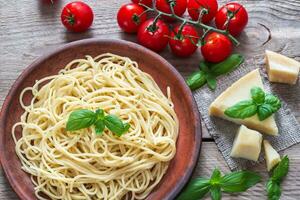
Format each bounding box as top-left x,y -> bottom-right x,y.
156,0 -> 187,21
137,18 -> 170,52
61,1 -> 94,32
265,50 -> 300,85
215,2 -> 248,36
12,53 -> 178,200
263,140 -> 281,171
230,125 -> 263,161
201,32 -> 232,63
187,0 -> 218,24
132,0 -> 153,7
209,69 -> 279,135
117,3 -> 147,33
169,24 -> 199,57
186,54 -> 244,90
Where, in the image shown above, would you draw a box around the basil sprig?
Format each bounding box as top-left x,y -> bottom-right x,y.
224,87 -> 281,121
177,168 -> 261,200
66,109 -> 130,136
186,54 -> 244,91
266,156 -> 289,200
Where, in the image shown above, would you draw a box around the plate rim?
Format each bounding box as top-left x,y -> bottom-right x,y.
0,38 -> 202,200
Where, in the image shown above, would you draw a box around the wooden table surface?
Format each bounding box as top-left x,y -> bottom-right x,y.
0,0 -> 299,199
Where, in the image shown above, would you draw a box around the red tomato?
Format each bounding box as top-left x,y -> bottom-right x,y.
215,3 -> 248,36
61,1 -> 94,32
169,25 -> 199,57
132,0 -> 152,7
117,3 -> 147,33
156,0 -> 187,21
201,32 -> 232,63
137,19 -> 170,52
187,0 -> 218,24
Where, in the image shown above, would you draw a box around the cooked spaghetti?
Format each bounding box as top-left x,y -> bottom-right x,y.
12,53 -> 178,200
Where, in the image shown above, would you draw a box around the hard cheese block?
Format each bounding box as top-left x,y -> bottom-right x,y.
263,140 -> 281,171
230,125 -> 263,161
209,69 -> 278,135
265,50 -> 300,84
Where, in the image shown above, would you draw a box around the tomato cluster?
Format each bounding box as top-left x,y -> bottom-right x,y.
117,0 -> 248,62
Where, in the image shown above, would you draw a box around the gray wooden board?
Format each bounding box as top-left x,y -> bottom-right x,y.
0,0 -> 299,199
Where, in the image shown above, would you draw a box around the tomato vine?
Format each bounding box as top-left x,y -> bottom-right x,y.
138,0 -> 240,46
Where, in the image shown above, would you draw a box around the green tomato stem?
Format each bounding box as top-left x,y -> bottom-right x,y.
139,0 -> 240,46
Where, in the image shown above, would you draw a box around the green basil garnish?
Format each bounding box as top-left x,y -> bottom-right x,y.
177,168 -> 261,200
224,87 -> 281,121
66,109 -> 130,137
186,54 -> 244,91
224,100 -> 257,119
266,156 -> 289,200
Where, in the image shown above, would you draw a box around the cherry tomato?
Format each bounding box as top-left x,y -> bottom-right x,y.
187,0 -> 218,24
117,3 -> 147,33
201,32 -> 232,63
61,1 -> 94,32
169,25 -> 199,57
156,0 -> 187,21
215,3 -> 248,36
137,19 -> 170,52
132,0 -> 152,7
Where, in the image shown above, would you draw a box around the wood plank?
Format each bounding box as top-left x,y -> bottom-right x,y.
1,142 -> 300,199
0,0 -> 300,199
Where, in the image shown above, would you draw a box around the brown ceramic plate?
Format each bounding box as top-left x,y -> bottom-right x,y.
0,39 -> 201,200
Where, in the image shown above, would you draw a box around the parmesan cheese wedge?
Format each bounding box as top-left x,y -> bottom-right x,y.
263,140 -> 281,171
230,125 -> 263,161
265,50 -> 300,84
209,69 -> 278,135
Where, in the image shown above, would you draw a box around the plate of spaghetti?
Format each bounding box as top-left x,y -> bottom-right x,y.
0,39 -> 201,200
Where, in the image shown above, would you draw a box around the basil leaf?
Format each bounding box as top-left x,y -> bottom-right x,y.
266,180 -> 281,200
66,110 -> 96,131
265,94 -> 281,113
186,70 -> 207,91
210,168 -> 222,183
266,156 -> 289,200
104,115 -> 127,136
205,72 -> 217,90
251,87 -> 265,105
199,62 -> 217,90
210,54 -> 244,76
95,109 -> 105,120
176,178 -> 210,200
224,100 -> 257,119
210,186 -> 221,200
123,123 -> 130,132
199,61 -> 210,73
272,156 -> 289,182
258,103 -> 274,121
220,171 -> 261,193
95,120 -> 105,135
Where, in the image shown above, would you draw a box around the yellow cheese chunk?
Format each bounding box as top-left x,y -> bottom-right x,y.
209,69 -> 278,135
265,50 -> 300,84
263,140 -> 281,171
230,125 -> 263,161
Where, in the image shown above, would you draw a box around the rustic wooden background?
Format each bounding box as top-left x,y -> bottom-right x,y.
0,0 -> 299,199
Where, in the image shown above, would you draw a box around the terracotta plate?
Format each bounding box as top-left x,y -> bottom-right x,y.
0,39 -> 202,200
